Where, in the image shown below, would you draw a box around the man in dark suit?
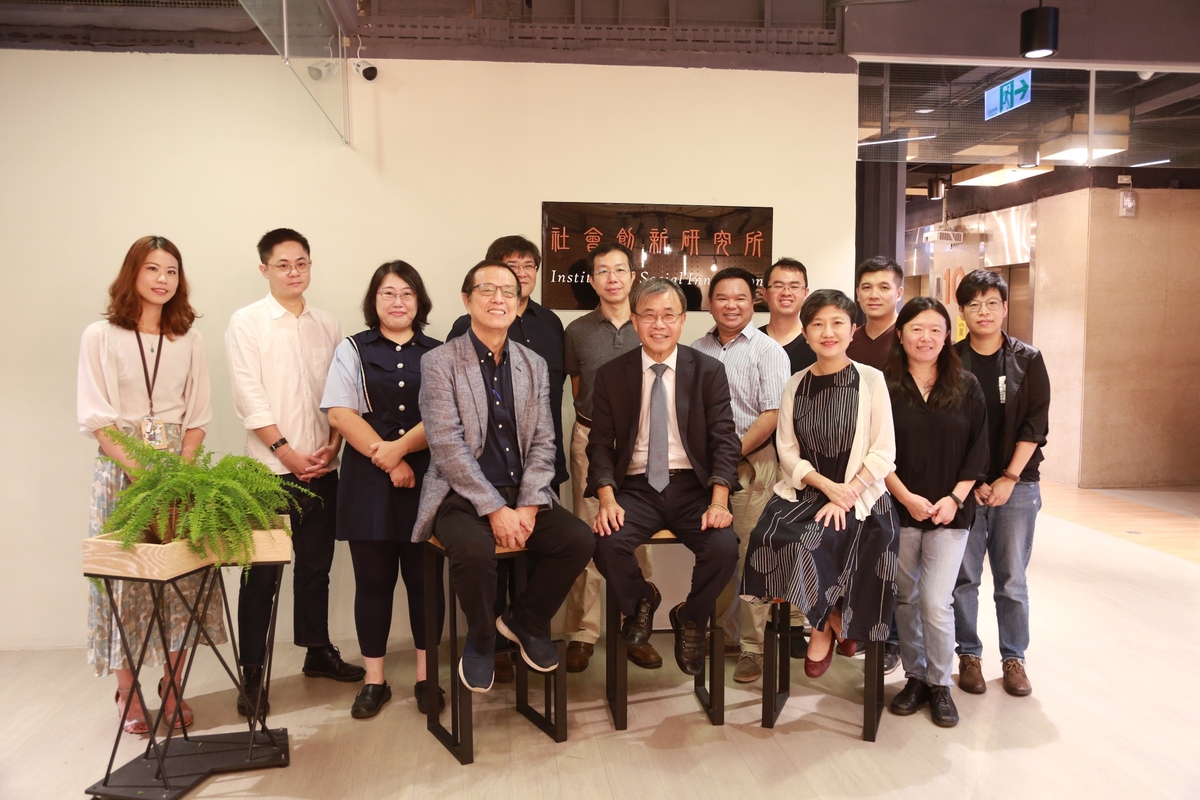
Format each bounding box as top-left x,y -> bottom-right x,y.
414,260 -> 593,693
587,278 -> 741,675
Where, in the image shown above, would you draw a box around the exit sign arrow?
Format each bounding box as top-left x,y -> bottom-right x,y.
985,70 -> 1033,121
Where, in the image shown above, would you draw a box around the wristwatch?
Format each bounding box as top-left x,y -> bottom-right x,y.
269,438 -> 289,452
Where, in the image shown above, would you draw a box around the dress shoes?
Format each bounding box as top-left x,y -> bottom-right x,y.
303,644 -> 366,682
497,611 -> 558,672
733,651 -> 764,683
804,636 -> 834,679
889,677 -> 931,716
351,682 -> 392,719
627,641 -> 663,669
788,626 -> 808,660
459,638 -> 495,693
236,665 -> 270,717
1002,659 -> 1032,696
929,685 -> 959,727
565,642 -> 594,673
835,637 -> 859,658
621,583 -> 661,646
413,679 -> 445,715
669,602 -> 706,676
957,654 -> 987,694
883,642 -> 902,674
493,652 -> 515,683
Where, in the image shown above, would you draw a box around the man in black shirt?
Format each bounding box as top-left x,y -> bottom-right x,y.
448,235 -> 568,682
759,257 -> 817,375
952,269 -> 1050,699
414,261 -> 593,693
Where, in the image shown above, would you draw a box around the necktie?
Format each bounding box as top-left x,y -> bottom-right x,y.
647,363 -> 669,492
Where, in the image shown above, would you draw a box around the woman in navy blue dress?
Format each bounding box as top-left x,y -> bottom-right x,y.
322,261 -> 444,719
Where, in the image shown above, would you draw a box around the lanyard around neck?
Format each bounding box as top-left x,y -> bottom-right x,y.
135,331 -> 165,416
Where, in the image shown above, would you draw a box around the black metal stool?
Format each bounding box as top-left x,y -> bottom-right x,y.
604,530 -> 724,730
423,537 -> 568,765
760,605 -> 886,740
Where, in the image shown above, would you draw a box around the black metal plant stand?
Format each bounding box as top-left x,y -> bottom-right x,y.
85,560 -> 291,800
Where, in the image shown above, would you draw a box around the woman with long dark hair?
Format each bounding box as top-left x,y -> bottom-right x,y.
322,261 -> 445,719
740,289 -> 900,679
77,236 -> 225,734
883,297 -> 988,728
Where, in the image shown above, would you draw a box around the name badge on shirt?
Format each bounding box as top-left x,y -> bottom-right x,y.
998,375 -> 1007,405
141,415 -> 168,450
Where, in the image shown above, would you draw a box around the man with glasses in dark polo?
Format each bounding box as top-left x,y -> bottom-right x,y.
414,260 -> 593,692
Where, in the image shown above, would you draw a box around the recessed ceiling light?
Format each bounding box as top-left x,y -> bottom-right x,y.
915,108 -> 935,114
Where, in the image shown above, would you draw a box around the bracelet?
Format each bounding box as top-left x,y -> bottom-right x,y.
1002,469 -> 1021,482
269,437 -> 289,453
708,503 -> 728,512
947,492 -> 964,509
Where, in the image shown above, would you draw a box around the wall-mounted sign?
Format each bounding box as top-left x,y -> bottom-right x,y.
984,70 -> 1032,121
541,202 -> 774,310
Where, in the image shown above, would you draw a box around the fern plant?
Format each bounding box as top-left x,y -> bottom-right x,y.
100,429 -> 308,570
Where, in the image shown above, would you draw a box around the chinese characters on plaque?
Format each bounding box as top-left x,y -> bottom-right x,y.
540,202 -> 774,310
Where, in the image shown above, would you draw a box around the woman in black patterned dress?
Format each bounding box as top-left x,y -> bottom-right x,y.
740,289 -> 900,678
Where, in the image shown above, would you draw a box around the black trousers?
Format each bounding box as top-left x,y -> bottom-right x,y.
432,490 -> 594,651
238,472 -> 338,666
348,539 -> 445,658
593,472 -> 739,626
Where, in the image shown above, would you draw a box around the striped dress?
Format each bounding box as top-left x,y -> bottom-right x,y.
740,364 -> 899,643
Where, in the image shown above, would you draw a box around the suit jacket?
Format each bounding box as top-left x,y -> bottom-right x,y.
585,344 -> 741,497
412,333 -> 558,542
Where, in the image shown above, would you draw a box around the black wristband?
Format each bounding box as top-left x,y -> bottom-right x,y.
269,437 -> 289,452
947,492 -> 964,509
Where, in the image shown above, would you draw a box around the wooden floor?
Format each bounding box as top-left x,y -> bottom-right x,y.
5,482 -> 1200,799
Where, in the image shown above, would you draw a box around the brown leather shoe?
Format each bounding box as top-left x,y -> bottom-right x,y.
628,641 -> 663,669
565,642 -> 594,673
733,651 -> 763,683
494,652 -> 515,684
958,654 -> 986,694
1002,659 -> 1032,696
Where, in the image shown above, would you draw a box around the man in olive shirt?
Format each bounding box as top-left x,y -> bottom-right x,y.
561,243 -> 659,672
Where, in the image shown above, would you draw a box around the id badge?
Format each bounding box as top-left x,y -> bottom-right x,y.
141,415 -> 168,450
998,375 -> 1007,405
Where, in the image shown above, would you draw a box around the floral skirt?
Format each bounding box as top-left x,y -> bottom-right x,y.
86,425 -> 228,676
740,489 -> 900,643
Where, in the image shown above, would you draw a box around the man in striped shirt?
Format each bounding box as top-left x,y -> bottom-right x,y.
691,267 -> 791,684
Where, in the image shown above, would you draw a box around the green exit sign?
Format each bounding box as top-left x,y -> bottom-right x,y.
985,71 -> 1032,121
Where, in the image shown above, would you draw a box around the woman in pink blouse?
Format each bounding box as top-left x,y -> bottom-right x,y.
77,236 -> 225,734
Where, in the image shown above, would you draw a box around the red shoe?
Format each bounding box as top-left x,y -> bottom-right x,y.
835,636 -> 858,657
804,637 -> 834,678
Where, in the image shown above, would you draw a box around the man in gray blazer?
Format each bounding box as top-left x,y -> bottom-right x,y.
414,260 -> 594,692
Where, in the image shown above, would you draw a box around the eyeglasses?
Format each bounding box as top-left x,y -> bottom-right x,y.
594,267 -> 632,278
768,281 -> 807,292
634,312 -> 682,325
472,283 -> 519,299
506,263 -> 539,274
268,259 -> 311,273
378,289 -> 416,304
964,299 -> 1004,314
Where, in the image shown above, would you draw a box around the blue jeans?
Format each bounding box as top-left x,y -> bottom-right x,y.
953,481 -> 1040,662
896,525 -> 969,688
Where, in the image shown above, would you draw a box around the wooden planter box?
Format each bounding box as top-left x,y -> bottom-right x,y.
83,527 -> 292,581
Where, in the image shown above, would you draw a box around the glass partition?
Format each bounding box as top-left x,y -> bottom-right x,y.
240,0 -> 348,144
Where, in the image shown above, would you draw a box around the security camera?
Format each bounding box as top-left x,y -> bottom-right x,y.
355,60 -> 378,81
307,60 -> 338,81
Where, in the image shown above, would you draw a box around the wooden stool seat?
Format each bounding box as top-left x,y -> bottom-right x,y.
604,530 -> 724,730
423,537 -> 567,765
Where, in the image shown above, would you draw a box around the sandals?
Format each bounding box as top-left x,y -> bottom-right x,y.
157,677 -> 194,729
115,688 -> 149,735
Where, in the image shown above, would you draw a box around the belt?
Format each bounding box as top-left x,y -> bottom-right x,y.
629,469 -> 693,478
741,439 -> 775,462
575,414 -> 593,428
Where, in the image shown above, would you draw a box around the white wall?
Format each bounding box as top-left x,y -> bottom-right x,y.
0,49 -> 858,649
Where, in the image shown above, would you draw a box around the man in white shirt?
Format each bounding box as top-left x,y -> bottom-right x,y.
225,228 -> 363,716
690,267 -> 791,684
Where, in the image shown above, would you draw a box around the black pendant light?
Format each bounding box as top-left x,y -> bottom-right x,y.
1021,2 -> 1059,59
